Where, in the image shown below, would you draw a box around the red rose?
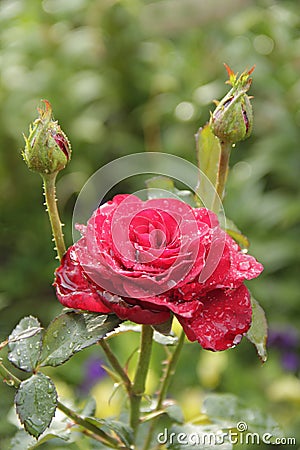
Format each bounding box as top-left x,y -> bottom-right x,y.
54,194 -> 263,351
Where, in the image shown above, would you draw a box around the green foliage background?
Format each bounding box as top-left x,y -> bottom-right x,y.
0,0 -> 299,448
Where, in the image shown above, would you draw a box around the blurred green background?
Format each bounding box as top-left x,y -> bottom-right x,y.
0,0 -> 300,448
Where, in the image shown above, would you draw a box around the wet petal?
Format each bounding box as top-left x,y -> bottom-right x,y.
54,247 -> 111,313
101,292 -> 170,324
177,285 -> 252,351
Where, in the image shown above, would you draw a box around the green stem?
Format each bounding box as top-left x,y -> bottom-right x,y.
99,339 -> 132,394
156,330 -> 185,410
0,361 -> 119,448
142,331 -> 185,450
130,325 -> 154,435
0,359 -> 21,388
43,172 -> 66,261
0,340 -> 8,351
81,428 -> 118,446
57,401 -> 120,448
212,141 -> 232,213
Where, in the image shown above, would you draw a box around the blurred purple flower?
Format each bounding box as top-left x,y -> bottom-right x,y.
79,356 -> 107,394
268,328 -> 298,350
268,327 -> 299,372
281,352 -> 300,372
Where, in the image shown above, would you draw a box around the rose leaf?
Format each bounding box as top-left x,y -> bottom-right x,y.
202,393 -> 282,439
9,430 -> 36,450
15,373 -> 57,438
39,311 -> 122,367
84,417 -> 133,448
8,316 -> 43,372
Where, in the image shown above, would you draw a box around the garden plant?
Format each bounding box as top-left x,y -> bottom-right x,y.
0,65 -> 285,450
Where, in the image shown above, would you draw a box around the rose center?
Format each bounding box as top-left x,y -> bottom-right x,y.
149,228 -> 166,249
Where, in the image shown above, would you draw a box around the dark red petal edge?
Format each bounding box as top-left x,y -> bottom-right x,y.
54,247 -> 111,313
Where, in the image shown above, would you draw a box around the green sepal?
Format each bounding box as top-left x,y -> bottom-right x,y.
218,216 -> 250,250
146,176 -> 197,207
107,323 -> 178,346
195,123 -> 221,209
246,296 -> 268,363
152,316 -> 173,335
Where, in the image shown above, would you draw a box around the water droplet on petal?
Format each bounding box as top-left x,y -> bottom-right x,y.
233,334 -> 242,345
167,280 -> 177,288
238,261 -> 250,271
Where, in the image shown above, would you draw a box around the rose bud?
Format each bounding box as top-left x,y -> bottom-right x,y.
23,100 -> 71,175
210,64 -> 254,144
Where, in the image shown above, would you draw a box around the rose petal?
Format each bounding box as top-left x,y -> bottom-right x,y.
223,240 -> 264,287
140,294 -> 201,318
56,195 -> 263,344
177,285 -> 252,351
54,247 -> 111,314
193,208 -> 219,228
101,292 -> 170,325
197,231 -> 230,287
